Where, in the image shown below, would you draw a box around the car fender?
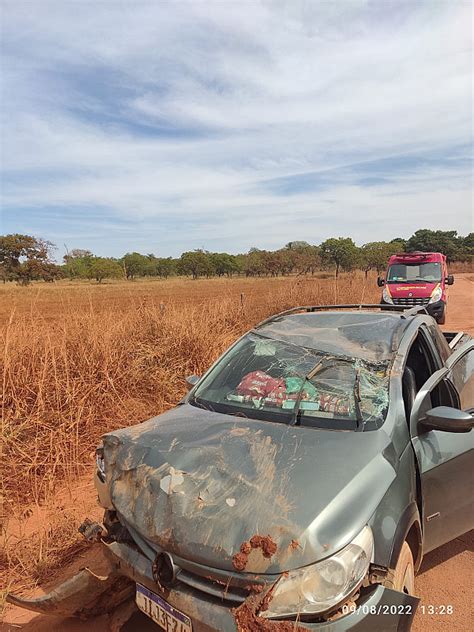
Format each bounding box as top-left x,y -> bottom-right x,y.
369,443 -> 420,570
388,501 -> 422,571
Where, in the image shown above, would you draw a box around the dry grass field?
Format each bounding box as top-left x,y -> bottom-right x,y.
0,272 -> 380,601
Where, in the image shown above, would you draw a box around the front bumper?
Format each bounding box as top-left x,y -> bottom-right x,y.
103,539 -> 419,632
380,298 -> 445,321
5,560 -> 134,619
425,300 -> 445,321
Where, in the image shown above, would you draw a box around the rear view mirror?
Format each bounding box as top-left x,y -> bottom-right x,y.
446,275 -> 454,286
377,277 -> 385,287
420,406 -> 474,433
185,375 -> 200,391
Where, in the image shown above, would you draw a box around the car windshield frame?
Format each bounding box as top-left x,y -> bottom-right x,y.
387,261 -> 442,283
189,332 -> 390,431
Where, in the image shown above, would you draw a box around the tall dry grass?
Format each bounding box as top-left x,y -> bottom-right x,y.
0,273 -> 379,595
448,261 -> 474,273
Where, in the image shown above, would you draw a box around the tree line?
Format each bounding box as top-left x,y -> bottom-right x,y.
1,229 -> 472,285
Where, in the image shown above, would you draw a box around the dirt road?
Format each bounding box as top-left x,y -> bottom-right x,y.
2,275 -> 473,632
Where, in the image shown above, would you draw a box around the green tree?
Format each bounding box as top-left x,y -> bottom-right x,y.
63,249 -> 94,279
122,252 -> 149,280
179,250 -> 214,279
459,233 -> 474,261
390,238 -> 407,251
320,237 -> 359,277
462,232 -> 474,250
144,255 -> 177,278
286,243 -> 320,275
210,253 -> 241,277
243,248 -> 267,277
88,258 -> 123,283
155,257 -> 177,278
406,230 -> 460,262
360,241 -> 400,278
234,253 -> 248,275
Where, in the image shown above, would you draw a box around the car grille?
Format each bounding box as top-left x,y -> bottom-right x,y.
392,297 -> 430,306
178,568 -> 254,603
122,520 -> 268,604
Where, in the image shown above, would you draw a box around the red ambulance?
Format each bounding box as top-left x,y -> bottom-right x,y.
378,252 -> 454,324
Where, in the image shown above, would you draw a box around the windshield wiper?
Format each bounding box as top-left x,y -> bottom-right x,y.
353,368 -> 363,431
289,358 -> 326,426
414,278 -> 440,283
290,356 -> 362,429
191,395 -> 214,412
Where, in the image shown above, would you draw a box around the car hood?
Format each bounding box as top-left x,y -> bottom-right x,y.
102,404 -> 397,573
387,281 -> 438,298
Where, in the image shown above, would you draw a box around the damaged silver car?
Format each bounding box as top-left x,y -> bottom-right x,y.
8,305 -> 474,631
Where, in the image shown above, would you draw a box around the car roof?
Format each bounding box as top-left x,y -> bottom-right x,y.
255,311 -> 412,363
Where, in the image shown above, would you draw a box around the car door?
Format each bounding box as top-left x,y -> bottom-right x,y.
409,339 -> 474,553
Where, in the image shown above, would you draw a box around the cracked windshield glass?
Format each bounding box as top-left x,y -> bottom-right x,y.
191,333 -> 389,429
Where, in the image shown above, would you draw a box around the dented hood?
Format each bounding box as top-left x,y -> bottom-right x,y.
103,405 -> 397,574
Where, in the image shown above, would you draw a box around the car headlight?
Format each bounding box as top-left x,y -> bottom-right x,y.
261,526 -> 373,619
429,285 -> 442,304
382,287 -> 393,304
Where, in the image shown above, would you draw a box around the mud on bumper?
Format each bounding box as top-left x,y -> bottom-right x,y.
101,540 -> 419,632
5,535 -> 419,630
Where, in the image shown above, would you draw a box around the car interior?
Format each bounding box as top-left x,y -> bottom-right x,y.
403,329 -> 457,422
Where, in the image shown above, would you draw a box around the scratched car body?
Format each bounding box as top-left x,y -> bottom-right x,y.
8,306 -> 474,631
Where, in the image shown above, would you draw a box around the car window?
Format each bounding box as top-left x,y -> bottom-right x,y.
405,329 -> 439,391
387,262 -> 442,282
449,349 -> 474,412
426,322 -> 451,364
190,333 -> 390,430
406,330 -> 463,422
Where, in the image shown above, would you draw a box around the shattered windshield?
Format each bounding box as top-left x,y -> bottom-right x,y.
190,333 -> 389,430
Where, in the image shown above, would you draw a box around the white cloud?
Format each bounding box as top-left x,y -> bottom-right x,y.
1,0 -> 472,254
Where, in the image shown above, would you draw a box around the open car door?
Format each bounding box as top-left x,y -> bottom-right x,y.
409,340 -> 474,553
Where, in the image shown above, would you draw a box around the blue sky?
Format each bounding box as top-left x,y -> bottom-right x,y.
1,0 -> 472,259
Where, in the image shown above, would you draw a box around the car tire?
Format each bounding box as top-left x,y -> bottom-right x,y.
385,541 -> 415,595
438,308 -> 446,325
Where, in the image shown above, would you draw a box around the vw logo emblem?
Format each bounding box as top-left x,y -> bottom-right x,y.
152,551 -> 180,587
408,292 -> 413,297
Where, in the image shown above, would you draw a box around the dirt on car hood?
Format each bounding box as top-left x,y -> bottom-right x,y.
102,404 -> 397,574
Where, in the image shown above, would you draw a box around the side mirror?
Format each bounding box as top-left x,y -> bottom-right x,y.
185,375 -> 200,391
420,406 -> 474,433
446,275 -> 454,286
377,277 -> 385,287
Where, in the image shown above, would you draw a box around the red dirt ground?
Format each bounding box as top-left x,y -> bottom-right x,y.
2,275 -> 473,632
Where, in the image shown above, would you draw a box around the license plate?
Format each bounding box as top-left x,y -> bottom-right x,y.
136,583 -> 193,632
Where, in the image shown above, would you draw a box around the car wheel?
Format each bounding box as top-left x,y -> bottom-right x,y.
386,541 -> 415,595
438,309 -> 446,325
